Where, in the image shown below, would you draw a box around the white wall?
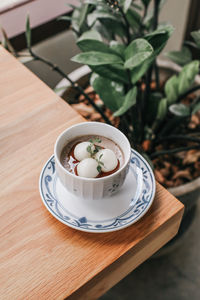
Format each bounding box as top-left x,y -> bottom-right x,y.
159,0 -> 190,52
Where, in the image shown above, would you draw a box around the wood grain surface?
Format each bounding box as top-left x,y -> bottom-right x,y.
0,47 -> 184,300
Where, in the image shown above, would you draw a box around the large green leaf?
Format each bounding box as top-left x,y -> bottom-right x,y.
191,30 -> 200,48
164,75 -> 179,104
71,4 -> 89,34
165,46 -> 192,66
90,64 -> 129,84
91,74 -> 124,111
144,28 -> 168,38
164,61 -> 200,103
130,55 -> 154,84
125,52 -> 153,69
87,11 -> 119,27
129,26 -> 174,84
93,20 -> 112,40
126,8 -> 142,30
71,6 -> 83,33
110,41 -> 126,59
71,51 -> 123,66
169,103 -> 190,117
145,24 -> 174,55
178,60 -> 199,95
114,87 -> 137,116
124,38 -> 153,69
146,92 -> 162,124
77,39 -> 118,54
99,19 -> 127,39
77,30 -> 102,42
78,4 -> 89,30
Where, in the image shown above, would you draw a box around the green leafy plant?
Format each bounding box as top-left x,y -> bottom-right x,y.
67,0 -> 200,162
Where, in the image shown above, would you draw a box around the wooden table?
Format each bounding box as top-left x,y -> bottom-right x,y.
0,47 -> 184,300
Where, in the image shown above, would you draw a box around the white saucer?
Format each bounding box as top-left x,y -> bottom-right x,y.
39,149 -> 156,233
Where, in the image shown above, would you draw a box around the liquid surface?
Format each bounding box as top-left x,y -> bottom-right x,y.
60,135 -> 124,178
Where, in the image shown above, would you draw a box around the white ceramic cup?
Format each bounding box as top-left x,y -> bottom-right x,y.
54,122 -> 131,200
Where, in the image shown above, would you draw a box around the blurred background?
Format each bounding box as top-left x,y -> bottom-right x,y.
1,1 -> 200,299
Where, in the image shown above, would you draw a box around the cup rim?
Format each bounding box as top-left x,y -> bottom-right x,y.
54,122 -> 131,182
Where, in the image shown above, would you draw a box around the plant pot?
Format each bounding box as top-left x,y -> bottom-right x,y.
55,60 -> 200,248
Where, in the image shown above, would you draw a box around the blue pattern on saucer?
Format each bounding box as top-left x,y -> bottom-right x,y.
39,149 -> 155,232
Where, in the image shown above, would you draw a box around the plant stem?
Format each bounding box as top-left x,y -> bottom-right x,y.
118,6 -> 131,44
138,86 -> 146,142
153,0 -> 159,30
70,26 -> 80,36
158,116 -> 186,136
138,4 -> 147,36
143,5 -> 148,20
130,106 -> 137,144
122,115 -> 131,133
143,0 -> 160,135
154,61 -> 160,90
28,49 -> 112,125
156,135 -> 200,144
150,145 -> 200,159
144,67 -> 152,104
143,0 -> 159,110
151,0 -> 160,89
142,66 -> 153,137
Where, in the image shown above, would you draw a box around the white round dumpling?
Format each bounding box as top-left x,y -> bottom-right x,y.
77,158 -> 99,178
74,142 -> 94,161
95,149 -> 118,172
